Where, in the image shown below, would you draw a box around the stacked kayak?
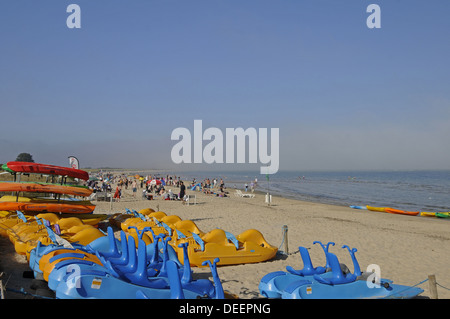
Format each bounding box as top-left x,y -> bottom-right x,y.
0,201 -> 95,214
3,161 -> 89,180
259,241 -> 424,299
0,182 -> 92,197
0,161 -> 95,214
112,208 -> 278,267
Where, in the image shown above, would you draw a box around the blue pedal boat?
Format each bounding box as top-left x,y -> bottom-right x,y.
281,251 -> 424,299
54,234 -> 224,298
47,227 -> 182,291
259,241 -> 337,298
28,224 -> 116,278
259,242 -> 423,299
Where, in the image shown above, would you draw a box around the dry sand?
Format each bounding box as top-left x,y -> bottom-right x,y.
1,181 -> 450,299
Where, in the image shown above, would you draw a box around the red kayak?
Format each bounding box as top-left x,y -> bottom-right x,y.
6,161 -> 89,181
0,201 -> 95,214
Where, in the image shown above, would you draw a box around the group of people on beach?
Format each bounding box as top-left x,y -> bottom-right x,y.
87,172 -> 260,203
189,177 -> 231,197
88,172 -> 228,203
89,171 -> 260,206
114,174 -> 185,202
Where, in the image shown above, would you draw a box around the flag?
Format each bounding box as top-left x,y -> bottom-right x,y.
68,156 -> 79,169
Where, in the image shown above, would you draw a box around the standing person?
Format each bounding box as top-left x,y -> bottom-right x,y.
245,183 -> 248,192
113,185 -> 122,202
132,180 -> 137,198
179,181 -> 186,201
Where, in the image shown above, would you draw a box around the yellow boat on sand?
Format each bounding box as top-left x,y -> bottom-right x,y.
118,208 -> 278,267
366,205 -> 387,212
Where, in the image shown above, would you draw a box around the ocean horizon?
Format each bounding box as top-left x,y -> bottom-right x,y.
156,169 -> 450,213
94,168 -> 450,213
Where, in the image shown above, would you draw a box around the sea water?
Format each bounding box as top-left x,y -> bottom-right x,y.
171,170 -> 450,212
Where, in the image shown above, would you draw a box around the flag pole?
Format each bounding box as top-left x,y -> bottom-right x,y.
265,166 -> 271,206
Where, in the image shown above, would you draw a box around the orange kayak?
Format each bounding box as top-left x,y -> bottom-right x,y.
0,182 -> 92,197
0,201 -> 95,214
384,208 -> 419,216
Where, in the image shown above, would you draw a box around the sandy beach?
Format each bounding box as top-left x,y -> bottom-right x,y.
1,177 -> 450,300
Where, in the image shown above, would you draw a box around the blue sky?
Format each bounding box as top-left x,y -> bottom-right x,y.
1,1 -> 449,172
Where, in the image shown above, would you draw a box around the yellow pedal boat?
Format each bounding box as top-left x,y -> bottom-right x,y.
7,213 -> 105,257
174,228 -> 278,267
116,209 -> 278,267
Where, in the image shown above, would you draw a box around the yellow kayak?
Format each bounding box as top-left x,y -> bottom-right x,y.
420,212 -> 436,217
366,205 -> 387,212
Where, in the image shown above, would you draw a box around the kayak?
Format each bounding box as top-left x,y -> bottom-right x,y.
6,161 -> 89,181
0,195 -> 93,206
420,212 -> 436,218
436,212 -> 450,219
0,201 -> 95,214
366,206 -> 387,212
384,208 -> 419,216
0,182 -> 92,197
1,164 -> 15,173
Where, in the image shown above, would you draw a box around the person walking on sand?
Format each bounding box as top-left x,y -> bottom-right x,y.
179,181 -> 186,201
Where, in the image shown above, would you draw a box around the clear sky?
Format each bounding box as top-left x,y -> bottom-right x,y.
1,1 -> 449,172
